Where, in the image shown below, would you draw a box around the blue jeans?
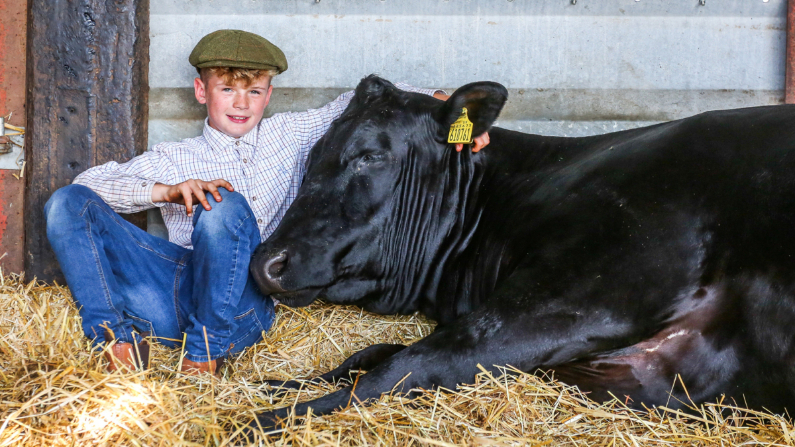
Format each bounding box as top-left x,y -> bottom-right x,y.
45,184 -> 274,362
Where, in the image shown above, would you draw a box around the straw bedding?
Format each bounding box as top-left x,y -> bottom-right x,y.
1,272 -> 793,446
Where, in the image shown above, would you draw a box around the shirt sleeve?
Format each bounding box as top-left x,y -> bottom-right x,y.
286,90 -> 356,153
72,145 -> 178,213
287,82 -> 444,162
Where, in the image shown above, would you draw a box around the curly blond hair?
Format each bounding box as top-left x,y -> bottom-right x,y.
198,66 -> 278,87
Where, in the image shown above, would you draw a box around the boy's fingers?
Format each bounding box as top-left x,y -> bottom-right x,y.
207,183 -> 222,202
193,186 -> 211,211
216,179 -> 234,192
183,188 -> 193,216
455,143 -> 463,152
472,133 -> 490,153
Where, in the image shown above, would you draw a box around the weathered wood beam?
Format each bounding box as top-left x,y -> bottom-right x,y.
25,0 -> 150,282
787,0 -> 795,103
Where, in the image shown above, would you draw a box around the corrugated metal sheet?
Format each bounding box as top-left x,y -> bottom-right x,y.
150,0 -> 787,146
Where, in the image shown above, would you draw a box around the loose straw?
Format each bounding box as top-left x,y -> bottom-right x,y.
0,273 -> 793,446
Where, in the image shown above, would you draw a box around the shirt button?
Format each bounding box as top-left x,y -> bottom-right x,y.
141,182 -> 146,187
235,141 -> 240,146
257,219 -> 263,224
243,158 -> 248,163
252,196 -> 257,201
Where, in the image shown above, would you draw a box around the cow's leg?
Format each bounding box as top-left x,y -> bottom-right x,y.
550,283 -> 751,411
264,343 -> 406,391
251,301 -> 642,431
552,326 -> 742,411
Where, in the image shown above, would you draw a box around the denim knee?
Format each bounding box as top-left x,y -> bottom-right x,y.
45,184 -> 97,219
191,189 -> 254,235
45,184 -> 100,235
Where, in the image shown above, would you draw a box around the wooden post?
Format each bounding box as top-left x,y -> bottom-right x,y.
787,0 -> 795,104
25,0 -> 150,282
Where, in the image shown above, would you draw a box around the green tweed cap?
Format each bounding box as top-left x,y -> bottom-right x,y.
189,29 -> 288,73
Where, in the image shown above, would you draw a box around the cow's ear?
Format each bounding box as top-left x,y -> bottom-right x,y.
435,82 -> 508,138
352,75 -> 396,107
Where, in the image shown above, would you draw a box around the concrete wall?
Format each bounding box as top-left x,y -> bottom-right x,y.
150,0 -> 788,147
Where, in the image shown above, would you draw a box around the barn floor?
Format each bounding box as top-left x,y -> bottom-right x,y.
0,273 -> 792,446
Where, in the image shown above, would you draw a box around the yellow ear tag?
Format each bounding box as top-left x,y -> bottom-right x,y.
448,107 -> 474,144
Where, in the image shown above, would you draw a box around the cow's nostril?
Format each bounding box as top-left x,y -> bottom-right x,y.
265,251 -> 288,281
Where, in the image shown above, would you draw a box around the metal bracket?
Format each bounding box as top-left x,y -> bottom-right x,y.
0,115 -> 26,170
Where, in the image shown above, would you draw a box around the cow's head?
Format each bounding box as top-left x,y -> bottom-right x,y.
251,76 -> 507,312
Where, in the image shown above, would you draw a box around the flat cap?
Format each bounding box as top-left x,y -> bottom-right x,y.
189,30 -> 288,73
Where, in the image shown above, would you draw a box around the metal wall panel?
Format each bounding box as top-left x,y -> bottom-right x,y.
150,0 -> 787,145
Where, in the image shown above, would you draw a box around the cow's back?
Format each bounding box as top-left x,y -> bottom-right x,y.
484,105 -> 795,273
427,105 -> 795,326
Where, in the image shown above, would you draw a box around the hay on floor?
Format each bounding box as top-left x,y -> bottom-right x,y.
0,272 -> 793,446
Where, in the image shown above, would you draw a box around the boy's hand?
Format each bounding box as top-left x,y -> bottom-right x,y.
432,92 -> 491,153
152,179 -> 234,216
463,133 -> 490,153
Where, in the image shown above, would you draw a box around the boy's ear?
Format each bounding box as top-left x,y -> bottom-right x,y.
194,77 -> 208,105
262,84 -> 274,109
434,81 -> 508,138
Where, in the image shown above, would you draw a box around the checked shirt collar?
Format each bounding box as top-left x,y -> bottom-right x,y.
202,118 -> 259,153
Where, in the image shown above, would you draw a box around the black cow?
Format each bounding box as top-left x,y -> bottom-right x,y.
249,75 -> 795,430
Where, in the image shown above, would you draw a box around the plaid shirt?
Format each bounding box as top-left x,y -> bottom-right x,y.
73,83 -> 439,249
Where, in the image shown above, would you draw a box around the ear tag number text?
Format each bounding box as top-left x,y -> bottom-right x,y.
448,107 -> 474,144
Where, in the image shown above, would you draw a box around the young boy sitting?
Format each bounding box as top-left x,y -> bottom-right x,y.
45,29 -> 487,376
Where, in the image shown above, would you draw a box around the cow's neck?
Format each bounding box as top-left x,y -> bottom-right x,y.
418,127 -> 582,325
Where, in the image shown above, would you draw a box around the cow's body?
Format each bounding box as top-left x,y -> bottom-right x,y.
249,76 -> 795,428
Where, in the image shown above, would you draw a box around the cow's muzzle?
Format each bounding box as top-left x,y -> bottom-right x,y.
252,250 -> 288,295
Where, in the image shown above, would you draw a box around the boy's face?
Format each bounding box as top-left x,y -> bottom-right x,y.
194,72 -> 273,138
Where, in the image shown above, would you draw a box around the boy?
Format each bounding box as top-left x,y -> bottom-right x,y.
45,30 -> 487,376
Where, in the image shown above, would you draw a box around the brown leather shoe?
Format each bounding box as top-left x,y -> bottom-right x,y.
103,330 -> 150,373
180,356 -> 226,377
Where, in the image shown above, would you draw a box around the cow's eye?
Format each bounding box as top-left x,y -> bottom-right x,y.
361,153 -> 386,163
353,151 -> 389,170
